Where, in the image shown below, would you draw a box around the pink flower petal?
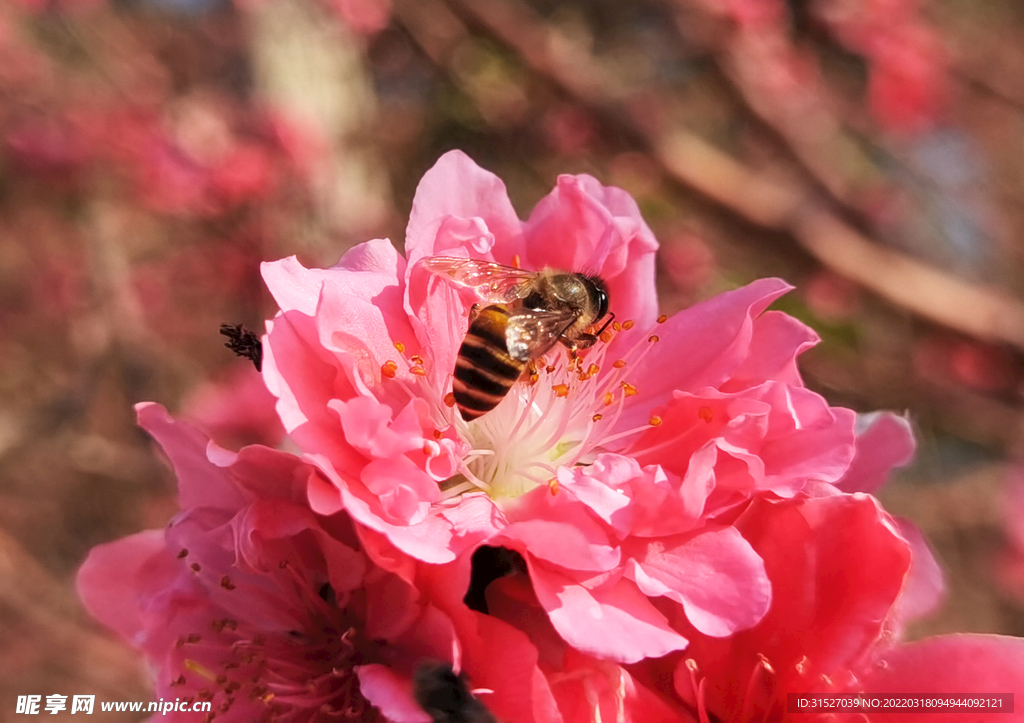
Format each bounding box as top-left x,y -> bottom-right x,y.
530,568 -> 689,664
556,458 -> 636,535
308,453 -> 463,564
719,310 -> 818,392
674,494 -> 912,720
332,395 -> 425,459
836,411 -> 916,493
315,280 -> 416,386
553,649 -> 688,723
858,634 -> 1024,723
618,278 -> 793,430
136,402 -> 247,510
524,173 -> 659,327
757,384 -> 857,490
890,517 -> 945,628
236,500 -> 367,594
361,456 -> 436,524
261,239 -> 405,316
500,517 -> 620,573
624,527 -> 770,637
262,312 -> 367,476
76,530 -> 175,642
356,664 -> 432,723
458,611 -> 562,723
404,150 -> 524,270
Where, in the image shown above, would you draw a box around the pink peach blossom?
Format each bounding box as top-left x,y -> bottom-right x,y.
486,453 -> 771,663
259,150 -> 864,659
78,404 -> 465,722
667,491 -> 1024,723
610,420 -> 1016,723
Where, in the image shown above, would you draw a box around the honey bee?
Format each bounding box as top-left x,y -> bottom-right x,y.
413,661 -> 497,723
420,256 -> 611,421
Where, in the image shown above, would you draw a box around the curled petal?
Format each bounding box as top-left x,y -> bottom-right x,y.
524,173 -> 660,327
720,310 -> 818,392
405,150 -> 524,270
530,569 -> 689,664
836,412 -> 916,493
619,278 -> 793,430
261,239 -> 406,317
356,665 -> 432,723
890,517 -> 945,628
624,527 -> 771,637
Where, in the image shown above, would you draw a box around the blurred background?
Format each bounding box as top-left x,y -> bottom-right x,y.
2,0 -> 1024,717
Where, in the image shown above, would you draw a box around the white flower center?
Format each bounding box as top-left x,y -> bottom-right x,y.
379,316 -> 668,502
448,318 -> 665,499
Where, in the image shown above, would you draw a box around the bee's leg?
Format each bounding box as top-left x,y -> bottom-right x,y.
523,360 -> 540,385
574,333 -> 598,349
556,338 -> 582,367
468,303 -> 481,322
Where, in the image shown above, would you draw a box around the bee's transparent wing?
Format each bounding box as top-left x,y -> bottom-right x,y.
505,308 -> 577,362
419,256 -> 536,303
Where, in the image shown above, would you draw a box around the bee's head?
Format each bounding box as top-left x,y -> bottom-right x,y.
582,274 -> 610,321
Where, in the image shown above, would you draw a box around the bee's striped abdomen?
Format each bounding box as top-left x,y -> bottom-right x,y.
453,305 -> 525,421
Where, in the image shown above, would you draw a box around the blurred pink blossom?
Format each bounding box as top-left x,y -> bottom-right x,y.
183,365 -> 286,450
329,0 -> 392,35
542,104 -> 598,156
816,0 -> 947,133
658,229 -> 716,291
866,25 -> 947,135
803,270 -> 864,322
